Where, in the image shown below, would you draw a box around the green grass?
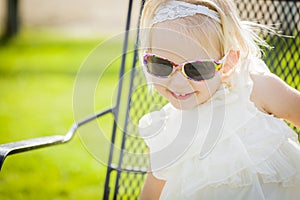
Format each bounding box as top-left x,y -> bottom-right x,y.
0,30 -> 124,199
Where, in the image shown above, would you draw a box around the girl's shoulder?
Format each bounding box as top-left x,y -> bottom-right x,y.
249,60 -> 300,129
246,56 -> 270,74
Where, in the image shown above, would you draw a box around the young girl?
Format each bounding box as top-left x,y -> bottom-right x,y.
138,0 -> 300,199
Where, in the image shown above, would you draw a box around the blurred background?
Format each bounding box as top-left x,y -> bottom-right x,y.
0,0 -> 139,37
0,0 -> 140,199
0,0 -> 299,199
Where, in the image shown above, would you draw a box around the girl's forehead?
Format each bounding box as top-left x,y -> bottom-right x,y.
150,18 -> 221,62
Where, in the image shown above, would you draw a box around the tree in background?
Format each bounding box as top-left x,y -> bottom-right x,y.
3,0 -> 19,40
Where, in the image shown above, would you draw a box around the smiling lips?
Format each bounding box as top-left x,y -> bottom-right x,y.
170,90 -> 196,100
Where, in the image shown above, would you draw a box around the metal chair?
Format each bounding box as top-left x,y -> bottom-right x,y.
0,0 -> 299,199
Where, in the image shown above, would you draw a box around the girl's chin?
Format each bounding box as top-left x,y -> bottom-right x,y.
169,95 -> 211,110
170,101 -> 199,110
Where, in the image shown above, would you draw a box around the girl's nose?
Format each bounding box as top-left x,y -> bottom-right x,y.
169,70 -> 190,88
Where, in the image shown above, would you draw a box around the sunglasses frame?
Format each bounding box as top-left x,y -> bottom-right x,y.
143,53 -> 226,82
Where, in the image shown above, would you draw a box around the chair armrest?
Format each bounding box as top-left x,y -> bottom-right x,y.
0,135 -> 65,170
0,107 -> 113,171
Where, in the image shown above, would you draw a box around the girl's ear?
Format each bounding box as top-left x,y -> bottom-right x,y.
221,49 -> 240,78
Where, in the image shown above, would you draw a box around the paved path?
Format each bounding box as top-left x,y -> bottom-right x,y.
0,0 -> 140,36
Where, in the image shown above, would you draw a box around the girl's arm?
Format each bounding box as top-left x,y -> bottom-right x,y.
250,72 -> 300,129
139,172 -> 166,200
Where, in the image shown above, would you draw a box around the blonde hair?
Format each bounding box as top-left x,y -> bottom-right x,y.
140,0 -> 271,60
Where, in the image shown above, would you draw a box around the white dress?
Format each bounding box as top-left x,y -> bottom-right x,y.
139,57 -> 300,200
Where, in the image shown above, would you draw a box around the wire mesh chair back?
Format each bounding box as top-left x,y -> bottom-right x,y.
103,0 -> 300,199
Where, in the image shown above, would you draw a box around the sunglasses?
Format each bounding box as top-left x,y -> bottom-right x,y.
143,53 -> 226,82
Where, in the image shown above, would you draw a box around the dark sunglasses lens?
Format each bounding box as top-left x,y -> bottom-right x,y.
145,56 -> 173,77
184,61 -> 216,81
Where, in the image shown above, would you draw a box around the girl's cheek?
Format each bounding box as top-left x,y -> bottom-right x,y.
150,76 -> 170,87
153,84 -> 170,99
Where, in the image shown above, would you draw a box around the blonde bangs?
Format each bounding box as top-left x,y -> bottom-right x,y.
140,0 -> 272,64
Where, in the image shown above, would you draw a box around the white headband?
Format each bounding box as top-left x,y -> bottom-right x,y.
151,0 -> 221,25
